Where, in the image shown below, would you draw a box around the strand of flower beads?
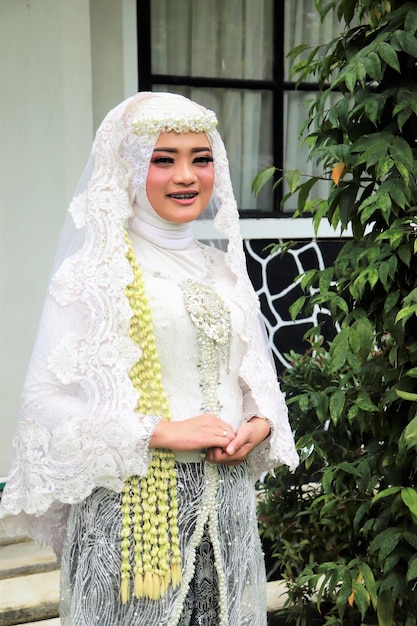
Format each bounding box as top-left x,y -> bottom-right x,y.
120,231 -> 181,603
120,481 -> 132,604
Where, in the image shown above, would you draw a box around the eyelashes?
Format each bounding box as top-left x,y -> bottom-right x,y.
151,155 -> 214,166
194,156 -> 214,165
151,156 -> 174,164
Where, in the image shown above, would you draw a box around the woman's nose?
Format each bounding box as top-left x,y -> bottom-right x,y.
172,160 -> 196,185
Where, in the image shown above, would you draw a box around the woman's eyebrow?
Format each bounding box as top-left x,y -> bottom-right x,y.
152,147 -> 213,153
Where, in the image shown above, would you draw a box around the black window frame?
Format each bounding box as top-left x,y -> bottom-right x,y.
136,0 -> 319,218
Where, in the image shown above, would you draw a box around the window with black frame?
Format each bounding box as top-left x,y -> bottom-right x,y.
137,0 -> 340,215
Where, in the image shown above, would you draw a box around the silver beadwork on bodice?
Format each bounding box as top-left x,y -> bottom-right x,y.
146,242 -> 231,416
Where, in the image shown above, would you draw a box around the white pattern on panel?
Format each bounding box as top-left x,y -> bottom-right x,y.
244,239 -> 334,370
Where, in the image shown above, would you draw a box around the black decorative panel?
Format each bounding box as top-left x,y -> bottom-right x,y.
244,239 -> 345,374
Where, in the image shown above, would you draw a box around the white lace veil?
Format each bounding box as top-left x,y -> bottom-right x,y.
0,92 -> 298,553
40,90 -> 280,422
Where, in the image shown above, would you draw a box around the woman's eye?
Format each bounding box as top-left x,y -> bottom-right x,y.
193,156 -> 214,165
151,156 -> 174,165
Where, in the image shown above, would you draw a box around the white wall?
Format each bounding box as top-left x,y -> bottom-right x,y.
0,0 -> 137,480
90,0 -> 138,129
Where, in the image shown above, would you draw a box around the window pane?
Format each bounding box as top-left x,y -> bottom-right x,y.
154,85 -> 273,211
151,0 -> 273,80
283,90 -> 343,211
284,0 -> 341,81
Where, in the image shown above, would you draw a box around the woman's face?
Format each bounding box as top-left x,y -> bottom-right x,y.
146,131 -> 214,223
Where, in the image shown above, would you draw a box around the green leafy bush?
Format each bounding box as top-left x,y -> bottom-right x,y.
256,1 -> 417,624
259,334 -> 417,624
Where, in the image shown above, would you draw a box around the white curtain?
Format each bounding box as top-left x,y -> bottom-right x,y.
151,0 -> 341,212
151,0 -> 273,211
283,0 -> 342,209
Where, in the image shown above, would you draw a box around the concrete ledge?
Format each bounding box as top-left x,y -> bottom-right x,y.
0,570 -> 60,626
266,579 -> 289,612
0,602 -> 59,626
20,621 -> 60,626
0,541 -> 58,580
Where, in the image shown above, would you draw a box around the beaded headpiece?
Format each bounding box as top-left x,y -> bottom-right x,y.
131,101 -> 218,135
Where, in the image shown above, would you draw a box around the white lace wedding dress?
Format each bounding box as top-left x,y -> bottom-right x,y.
0,91 -> 299,626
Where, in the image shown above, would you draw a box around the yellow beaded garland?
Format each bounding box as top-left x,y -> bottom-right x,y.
120,232 -> 181,603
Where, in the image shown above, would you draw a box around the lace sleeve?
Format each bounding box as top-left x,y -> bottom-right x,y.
0,292 -> 160,522
239,316 -> 299,476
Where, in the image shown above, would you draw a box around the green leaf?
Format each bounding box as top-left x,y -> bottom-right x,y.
330,332 -> 349,370
363,52 -> 382,82
389,183 -> 407,208
330,389 -> 345,424
297,176 -> 320,214
396,389 -> 417,401
286,169 -> 301,194
356,139 -> 389,169
405,7 -> 417,34
397,107 -> 414,132
287,43 -> 310,60
353,502 -> 370,532
328,294 -> 349,315
395,305 -> 417,325
338,182 -> 358,229
356,390 -> 379,412
342,0 -> 356,24
355,61 -> 367,87
353,579 -> 371,618
345,70 -> 357,93
401,487 -> 417,516
312,199 -> 330,235
376,156 -> 394,179
377,589 -> 394,626
390,137 -> 414,170
300,269 -> 318,291
398,243 -> 412,267
406,557 -> 417,583
387,254 -> 398,277
316,567 -> 336,610
298,394 -> 310,412
319,267 -> 334,293
403,287 -> 417,306
370,528 -> 402,560
337,461 -> 361,476
399,415 -> 417,452
371,486 -> 401,505
358,196 -> 380,223
403,530 -> 417,551
289,296 -> 306,321
377,41 -> 400,72
396,161 -> 410,184
348,326 -> 360,355
367,266 -> 379,289
360,562 -> 377,610
252,166 -> 276,196
379,193 -> 392,224
379,260 -> 390,290
383,554 -> 400,574
392,29 -> 417,58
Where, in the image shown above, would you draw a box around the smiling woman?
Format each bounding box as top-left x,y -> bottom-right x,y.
146,132 -> 214,223
0,91 -> 298,626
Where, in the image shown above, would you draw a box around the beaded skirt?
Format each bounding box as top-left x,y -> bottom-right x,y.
59,460 -> 267,626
